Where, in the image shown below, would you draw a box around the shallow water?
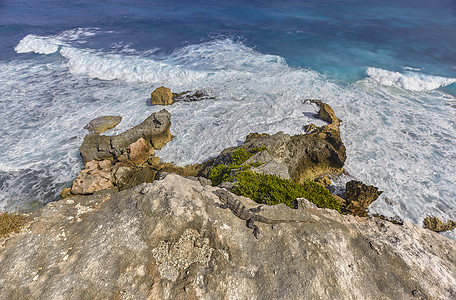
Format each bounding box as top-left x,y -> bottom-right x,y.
0,0 -> 455,238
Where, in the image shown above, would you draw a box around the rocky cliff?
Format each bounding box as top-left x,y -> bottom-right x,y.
1,175 -> 455,299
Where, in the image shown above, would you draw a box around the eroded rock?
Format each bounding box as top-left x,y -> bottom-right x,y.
80,109 -> 172,163
128,137 -> 154,166
423,216 -> 456,232
71,160 -> 114,195
1,175 -> 455,299
84,115 -> 122,134
343,180 -> 383,217
150,86 -> 173,105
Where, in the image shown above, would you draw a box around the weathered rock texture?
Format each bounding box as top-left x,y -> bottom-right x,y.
199,100 -> 346,183
423,216 -> 456,233
84,115 -> 122,134
172,90 -> 214,102
80,109 -> 172,163
2,175 -> 455,299
71,160 -> 114,195
344,180 -> 383,217
150,86 -> 174,105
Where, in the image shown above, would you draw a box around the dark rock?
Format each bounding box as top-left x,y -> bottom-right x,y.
172,90 -> 213,102
84,115 -> 122,134
150,86 -> 173,105
112,163 -> 156,191
343,180 -> 383,217
80,109 -> 172,163
423,216 -> 456,232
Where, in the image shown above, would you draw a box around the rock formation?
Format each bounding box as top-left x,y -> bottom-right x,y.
150,86 -> 174,105
71,160 -> 114,195
172,90 -> 213,102
1,175 -> 455,299
423,216 -> 456,232
343,180 -> 383,217
200,100 -> 346,184
84,115 -> 122,134
79,109 -> 172,163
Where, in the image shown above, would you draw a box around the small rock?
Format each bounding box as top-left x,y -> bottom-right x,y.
423,216 -> 456,232
305,99 -> 341,126
315,176 -> 331,186
304,123 -> 317,133
128,138 -> 154,166
84,116 -> 122,134
71,160 -> 114,195
172,90 -> 213,102
151,86 -> 174,105
60,188 -> 72,199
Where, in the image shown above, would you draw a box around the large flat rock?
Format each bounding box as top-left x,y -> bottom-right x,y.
0,175 -> 454,299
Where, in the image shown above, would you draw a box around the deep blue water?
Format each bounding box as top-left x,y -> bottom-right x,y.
1,0 -> 455,238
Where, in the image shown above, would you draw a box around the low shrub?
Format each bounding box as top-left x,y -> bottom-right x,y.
234,171 -> 340,212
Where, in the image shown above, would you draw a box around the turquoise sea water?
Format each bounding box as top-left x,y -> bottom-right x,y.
1,0 -> 455,238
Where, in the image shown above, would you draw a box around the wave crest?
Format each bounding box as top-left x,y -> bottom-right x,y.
366,67 -> 456,92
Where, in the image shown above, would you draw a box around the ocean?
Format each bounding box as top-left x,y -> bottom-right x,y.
1,0 -> 455,238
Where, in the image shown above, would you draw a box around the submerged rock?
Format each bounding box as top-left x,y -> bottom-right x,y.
1,175 -> 455,299
84,115 -> 122,134
423,216 -> 456,232
80,109 -> 172,163
172,90 -> 213,102
150,86 -> 173,105
343,180 -> 383,217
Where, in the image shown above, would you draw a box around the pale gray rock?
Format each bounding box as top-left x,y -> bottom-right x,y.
249,160 -> 291,180
0,175 -> 455,300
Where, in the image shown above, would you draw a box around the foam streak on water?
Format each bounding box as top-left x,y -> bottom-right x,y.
1,32 -> 455,239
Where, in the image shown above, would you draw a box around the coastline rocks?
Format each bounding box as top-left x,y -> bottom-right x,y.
423,216 -> 456,232
172,90 -> 213,102
127,137 -> 154,166
343,180 -> 383,217
305,99 -> 341,126
71,160 -> 114,195
84,115 -> 122,134
1,175 -> 455,299
80,109 -> 172,163
150,86 -> 173,105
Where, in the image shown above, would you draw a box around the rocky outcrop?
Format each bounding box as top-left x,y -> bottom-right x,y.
343,180 -> 383,217
1,175 -> 455,299
71,160 -> 114,195
84,115 -> 122,134
199,100 -> 346,183
150,86 -> 174,105
423,216 -> 456,232
79,109 -> 172,163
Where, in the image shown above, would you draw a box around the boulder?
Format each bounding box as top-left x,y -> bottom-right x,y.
249,160 -> 291,180
71,160 -> 114,195
343,180 -> 383,217
423,216 -> 456,232
150,86 -> 173,105
80,109 -> 172,163
112,163 -> 156,191
0,175 -> 455,299
128,138 -> 154,166
84,116 -> 122,134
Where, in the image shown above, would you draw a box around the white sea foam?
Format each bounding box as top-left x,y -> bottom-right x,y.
366,67 -> 456,92
6,33 -> 456,237
15,35 -> 61,54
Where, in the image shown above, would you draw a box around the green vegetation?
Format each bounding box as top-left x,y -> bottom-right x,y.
208,147 -> 265,186
234,171 -> 340,212
0,211 -> 27,238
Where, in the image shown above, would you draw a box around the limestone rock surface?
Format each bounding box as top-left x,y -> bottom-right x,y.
71,160 -> 114,195
150,86 -> 173,105
84,115 -> 122,134
1,175 -> 455,299
80,109 -> 172,163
